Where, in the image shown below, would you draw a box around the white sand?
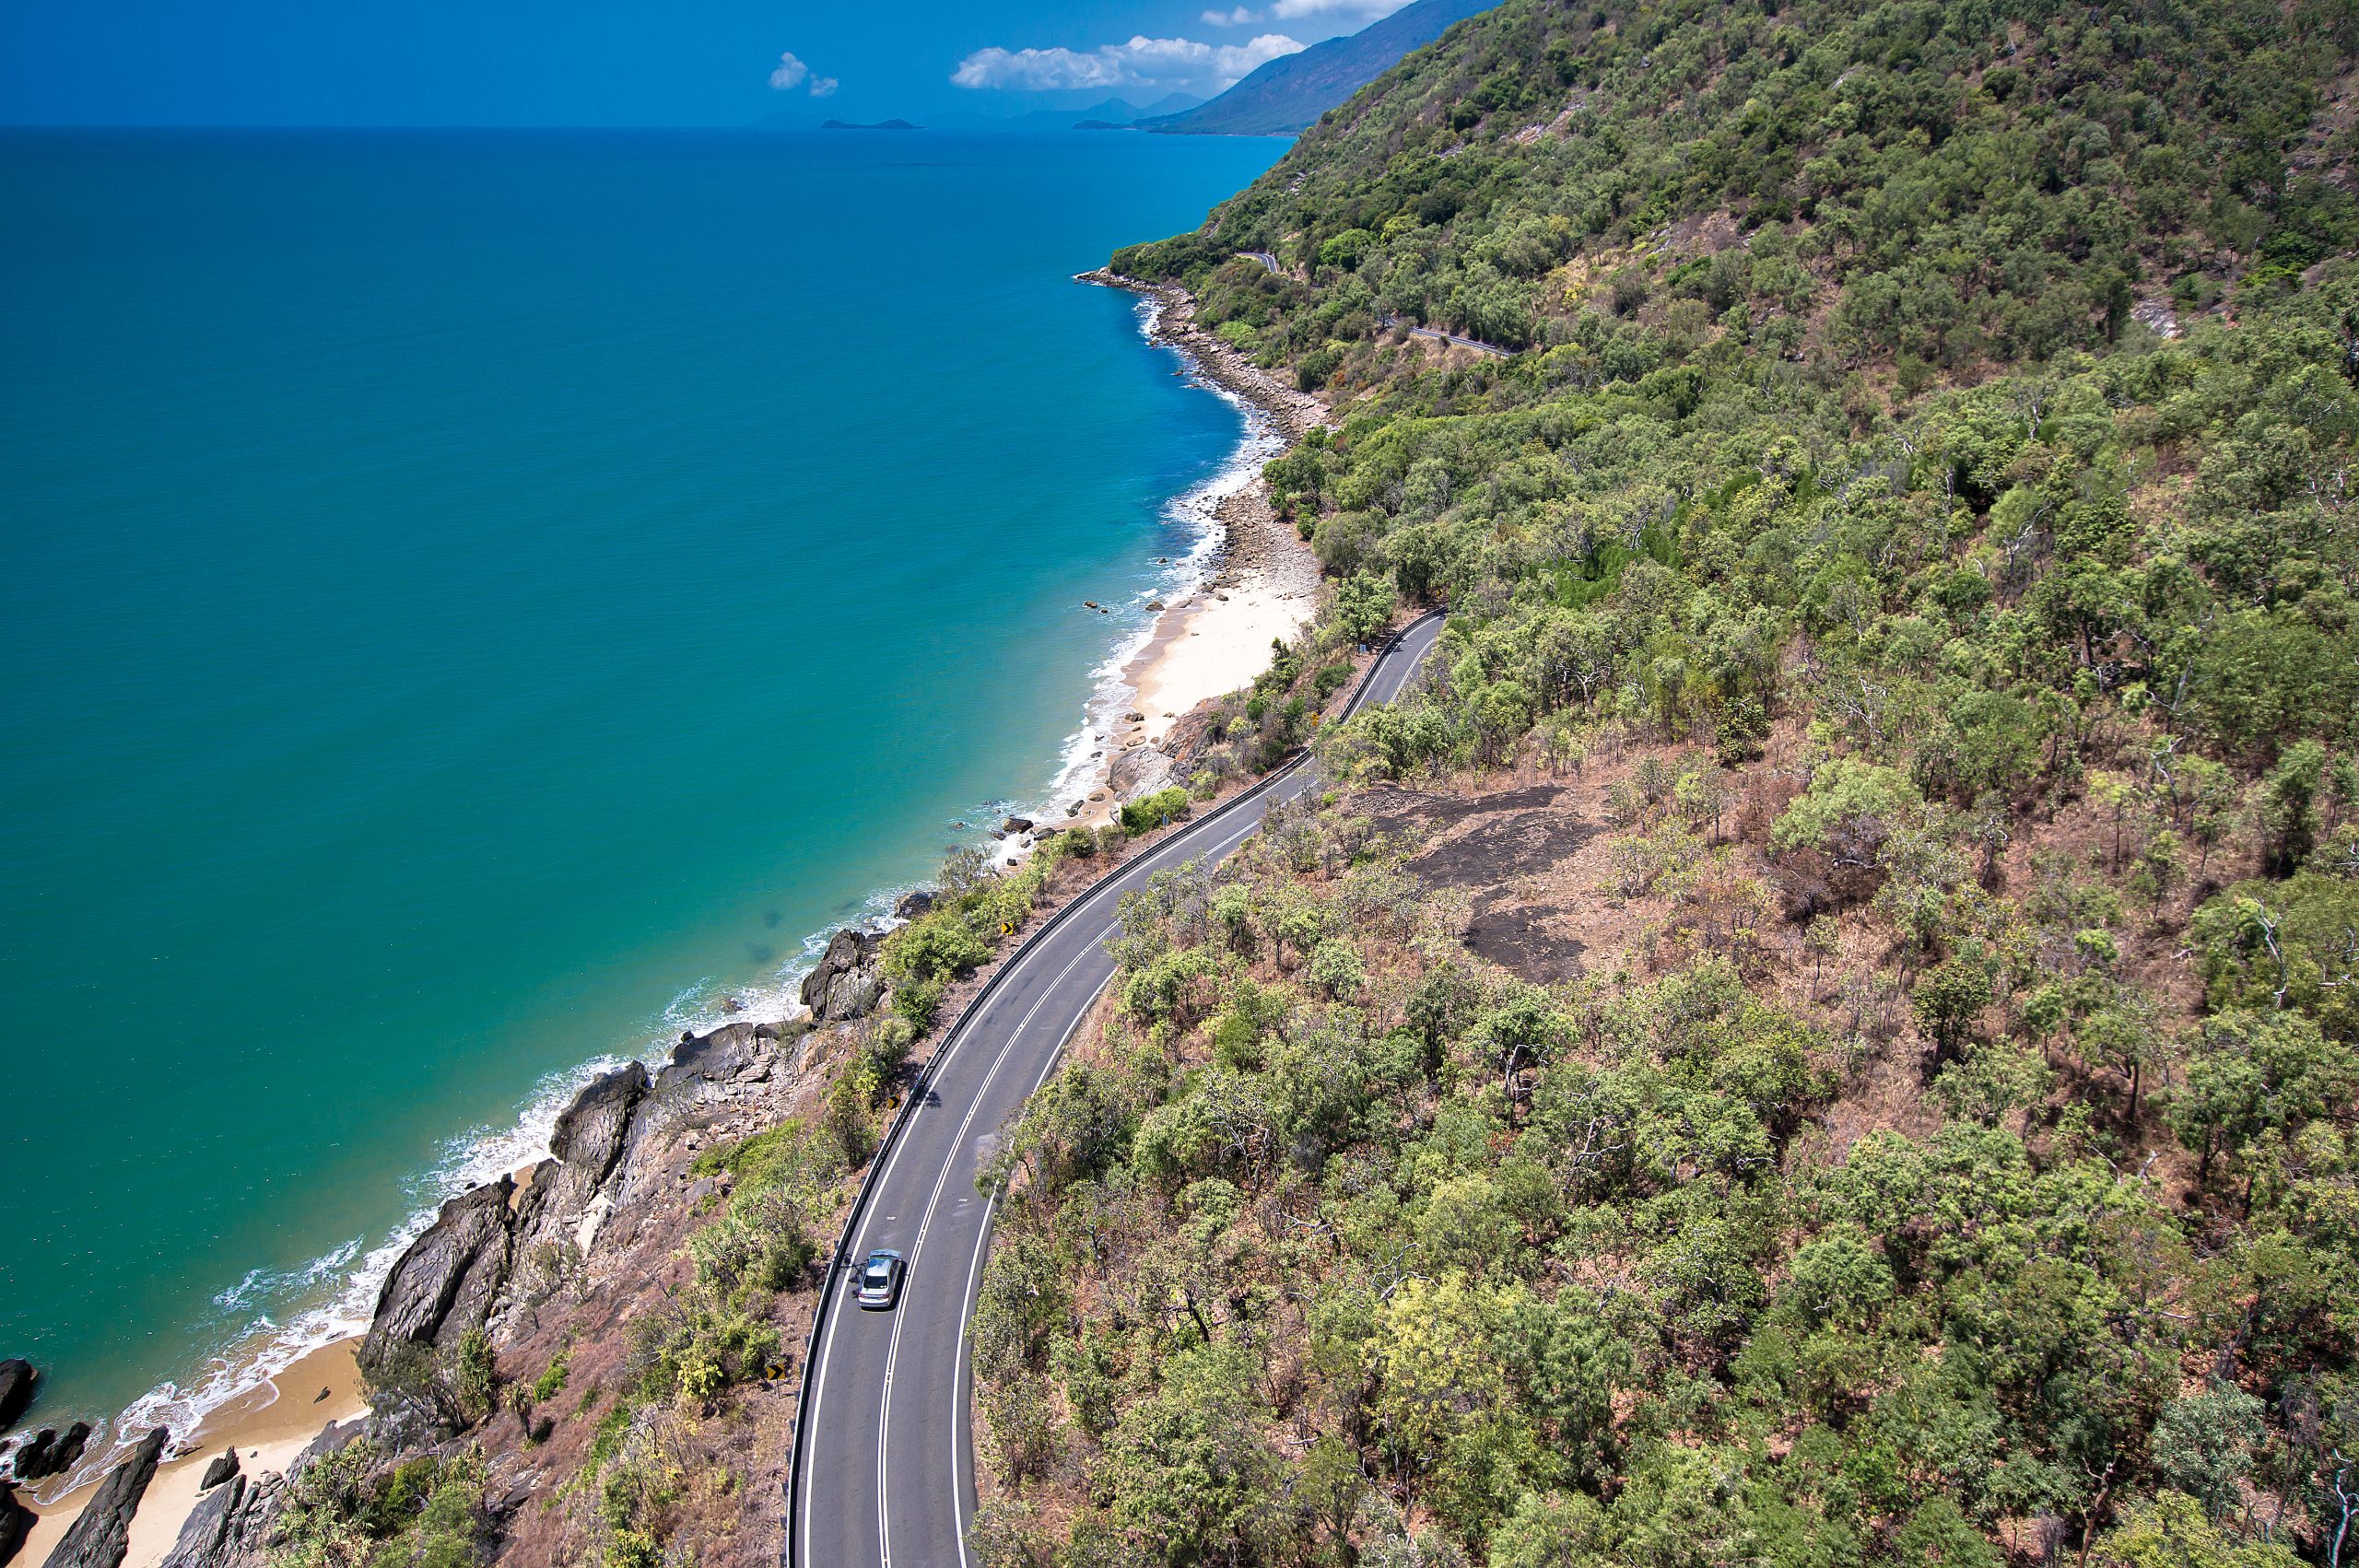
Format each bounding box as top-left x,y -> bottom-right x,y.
1131,567 -> 1318,746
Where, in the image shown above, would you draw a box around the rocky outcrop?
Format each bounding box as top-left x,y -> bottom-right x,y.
656,1022 -> 767,1095
158,1466 -> 290,1568
0,1482 -> 30,1568
508,1062 -> 650,1278
41,1426 -> 165,1568
358,1180 -> 514,1373
158,1474 -> 242,1568
0,1365 -> 31,1433
197,1449 -> 239,1492
13,1423 -> 90,1484
798,929 -> 883,1022
6,1435 -> 48,1484
49,1428 -> 88,1479
1109,743 -> 1176,802
894,889 -> 935,920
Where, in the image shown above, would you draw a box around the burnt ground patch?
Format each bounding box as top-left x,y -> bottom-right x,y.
1407,807 -> 1599,889
1344,784 -> 1601,984
1465,901 -> 1588,984
1350,782 -> 1567,840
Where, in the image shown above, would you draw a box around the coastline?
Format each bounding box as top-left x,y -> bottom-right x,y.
15,1339 -> 365,1568
1072,269 -> 1329,809
4,275 -> 1333,1561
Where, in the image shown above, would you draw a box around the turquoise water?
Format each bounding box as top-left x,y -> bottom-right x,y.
0,127 -> 1282,1443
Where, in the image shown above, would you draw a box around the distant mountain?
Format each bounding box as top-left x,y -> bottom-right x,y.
1059,94 -> 1207,130
1142,0 -> 1498,135
821,118 -> 920,131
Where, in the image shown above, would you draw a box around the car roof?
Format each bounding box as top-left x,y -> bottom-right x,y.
864,1249 -> 899,1264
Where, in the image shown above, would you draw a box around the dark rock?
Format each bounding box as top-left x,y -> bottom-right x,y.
16,1422 -> 90,1481
537,1062 -> 645,1191
528,1414 -> 554,1445
358,1179 -> 515,1373
159,1473 -> 239,1568
41,1426 -> 165,1568
299,1420 -> 365,1471
893,890 -> 935,920
798,929 -> 883,1023
198,1449 -> 239,1491
1001,816 -> 1033,835
8,1433 -> 52,1482
0,1481 -> 29,1568
0,1365 -> 31,1433
656,1022 -> 763,1094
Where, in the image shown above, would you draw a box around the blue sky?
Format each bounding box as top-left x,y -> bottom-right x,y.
0,0 -> 1412,126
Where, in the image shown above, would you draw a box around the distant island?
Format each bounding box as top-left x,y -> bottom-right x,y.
821,118 -> 919,131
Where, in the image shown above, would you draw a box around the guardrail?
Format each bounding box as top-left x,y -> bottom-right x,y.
777,608 -> 1440,1566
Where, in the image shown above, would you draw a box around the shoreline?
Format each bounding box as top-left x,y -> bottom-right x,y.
1071,270 -> 1328,807
15,1338 -> 365,1568
1,275 -> 1331,1557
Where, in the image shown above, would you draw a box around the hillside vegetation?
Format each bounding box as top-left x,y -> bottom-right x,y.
959,1 -> 2359,1565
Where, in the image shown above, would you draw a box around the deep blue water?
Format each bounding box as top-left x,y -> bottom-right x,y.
0,127 -> 1282,1440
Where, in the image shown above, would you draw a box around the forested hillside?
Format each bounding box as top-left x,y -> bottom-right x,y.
965,1 -> 2359,1564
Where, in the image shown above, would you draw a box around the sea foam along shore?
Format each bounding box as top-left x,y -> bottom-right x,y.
10,274 -> 1331,1562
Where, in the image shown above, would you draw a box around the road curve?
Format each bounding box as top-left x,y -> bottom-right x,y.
787,608 -> 1447,1568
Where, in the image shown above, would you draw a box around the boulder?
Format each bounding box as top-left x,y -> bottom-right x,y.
7,1433 -> 51,1483
158,1475 -> 241,1568
41,1425 -> 165,1568
656,1022 -> 764,1094
1001,816 -> 1033,835
798,930 -> 883,1023
358,1179 -> 515,1373
893,889 -> 934,921
48,1426 -> 88,1476
1108,743 -> 1175,802
159,1468 -> 285,1568
197,1449 -> 239,1492
0,1482 -> 29,1568
0,1364 -> 30,1433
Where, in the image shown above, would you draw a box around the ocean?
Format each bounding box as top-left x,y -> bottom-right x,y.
0,127 -> 1284,1447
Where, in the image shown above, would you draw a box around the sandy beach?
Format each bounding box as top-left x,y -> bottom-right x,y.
1074,269 -> 1332,806
15,1338 -> 365,1567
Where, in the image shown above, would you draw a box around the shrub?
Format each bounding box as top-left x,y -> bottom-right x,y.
1120,787 -> 1192,836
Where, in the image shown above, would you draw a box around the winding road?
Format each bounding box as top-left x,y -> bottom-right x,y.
786,609 -> 1447,1568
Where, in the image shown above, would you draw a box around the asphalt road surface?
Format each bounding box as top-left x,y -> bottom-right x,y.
789,608 -> 1447,1568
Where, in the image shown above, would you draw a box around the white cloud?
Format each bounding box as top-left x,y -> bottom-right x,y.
951,32 -> 1303,92
1202,6 -> 1259,23
1269,0 -> 1411,19
769,50 -> 839,96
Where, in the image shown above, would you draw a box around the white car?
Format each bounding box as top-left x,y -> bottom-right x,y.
855,1249 -> 906,1311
